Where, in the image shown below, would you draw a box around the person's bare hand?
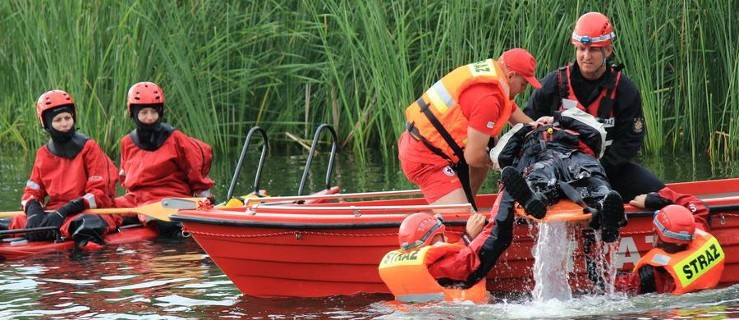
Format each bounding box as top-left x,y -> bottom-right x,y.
465,213 -> 487,239
536,116 -> 554,126
629,194 -> 647,208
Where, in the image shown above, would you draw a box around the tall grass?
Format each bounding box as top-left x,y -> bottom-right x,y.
1,0 -> 737,165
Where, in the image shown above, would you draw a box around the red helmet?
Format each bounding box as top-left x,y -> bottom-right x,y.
653,205 -> 695,245
127,82 -> 165,117
571,12 -> 615,47
36,90 -> 75,127
398,212 -> 446,251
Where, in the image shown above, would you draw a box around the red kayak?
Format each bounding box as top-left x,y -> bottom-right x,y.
0,225 -> 159,260
171,178 -> 739,298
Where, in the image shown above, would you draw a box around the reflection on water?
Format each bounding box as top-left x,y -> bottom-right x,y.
0,239 -> 241,319
0,152 -> 738,318
374,285 -> 739,319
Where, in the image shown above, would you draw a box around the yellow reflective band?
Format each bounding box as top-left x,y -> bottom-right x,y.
427,88 -> 449,113
379,249 -> 426,268
468,59 -> 495,77
674,237 -> 724,287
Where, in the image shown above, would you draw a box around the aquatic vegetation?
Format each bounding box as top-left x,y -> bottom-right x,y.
0,0 -> 736,161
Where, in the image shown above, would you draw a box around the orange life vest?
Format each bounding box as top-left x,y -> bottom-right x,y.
634,229 -> 725,294
378,243 -> 488,303
405,59 -> 514,163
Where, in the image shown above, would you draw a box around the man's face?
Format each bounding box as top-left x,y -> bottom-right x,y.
508,73 -> 528,99
575,44 -> 612,78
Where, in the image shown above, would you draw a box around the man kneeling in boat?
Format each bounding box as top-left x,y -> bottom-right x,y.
622,205 -> 725,294
490,108 -> 626,242
378,207 -> 513,303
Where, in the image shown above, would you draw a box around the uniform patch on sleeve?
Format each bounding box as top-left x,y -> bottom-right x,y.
487,121 -> 495,129
442,166 -> 455,176
633,117 -> 644,133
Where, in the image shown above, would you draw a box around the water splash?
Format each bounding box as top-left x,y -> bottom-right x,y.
581,231 -> 620,295
531,221 -> 572,301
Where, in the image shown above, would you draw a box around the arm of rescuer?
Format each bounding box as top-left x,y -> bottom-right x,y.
461,84 -> 513,195
509,104 -> 534,125
173,131 -> 216,197
426,192 -> 515,287
629,188 -> 709,231
616,263 -> 676,295
21,149 -> 48,212
21,150 -> 49,231
80,140 -> 118,209
598,78 -> 645,172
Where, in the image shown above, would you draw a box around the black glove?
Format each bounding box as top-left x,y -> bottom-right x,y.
24,200 -> 47,241
644,192 -> 672,210
40,211 -> 65,228
24,200 -> 45,228
34,198 -> 85,241
638,265 -> 657,294
55,198 -> 85,217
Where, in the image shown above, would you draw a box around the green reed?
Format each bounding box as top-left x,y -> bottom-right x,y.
1,0 -> 737,165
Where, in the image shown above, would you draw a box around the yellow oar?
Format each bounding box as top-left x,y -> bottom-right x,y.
0,198 -> 204,221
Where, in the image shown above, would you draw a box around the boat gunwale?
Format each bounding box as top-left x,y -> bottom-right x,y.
172,203 -> 739,230
172,215 -> 471,230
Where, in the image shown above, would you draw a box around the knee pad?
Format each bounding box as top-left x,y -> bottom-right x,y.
69,214 -> 109,245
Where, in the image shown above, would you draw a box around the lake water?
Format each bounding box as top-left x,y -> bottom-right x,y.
1,149 -> 739,319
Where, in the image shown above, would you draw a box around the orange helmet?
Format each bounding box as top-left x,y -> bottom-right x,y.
571,12 -> 615,47
127,82 -> 165,117
36,90 -> 75,127
398,212 -> 446,251
653,205 -> 695,245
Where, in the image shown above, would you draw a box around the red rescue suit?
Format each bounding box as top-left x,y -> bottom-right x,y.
116,130 -> 214,208
15,139 -> 121,237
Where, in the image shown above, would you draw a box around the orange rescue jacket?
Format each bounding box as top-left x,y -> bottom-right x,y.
634,229 -> 725,294
378,243 -> 487,303
405,59 -> 514,163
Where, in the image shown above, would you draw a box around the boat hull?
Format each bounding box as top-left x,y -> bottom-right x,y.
172,178 -> 739,297
0,226 -> 159,260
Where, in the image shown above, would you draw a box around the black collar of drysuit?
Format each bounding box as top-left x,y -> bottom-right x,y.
45,131 -> 89,159
129,122 -> 175,151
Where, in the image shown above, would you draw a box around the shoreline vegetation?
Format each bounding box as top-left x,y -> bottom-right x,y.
1,1 -> 737,163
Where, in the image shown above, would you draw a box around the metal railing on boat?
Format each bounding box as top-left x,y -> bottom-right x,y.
245,189 -> 424,205
226,126 -> 268,201
245,202 -> 474,215
297,124 -> 338,196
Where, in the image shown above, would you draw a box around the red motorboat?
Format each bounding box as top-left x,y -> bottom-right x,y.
171,178 -> 739,298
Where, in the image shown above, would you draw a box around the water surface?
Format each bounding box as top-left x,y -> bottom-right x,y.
1,150 -> 738,319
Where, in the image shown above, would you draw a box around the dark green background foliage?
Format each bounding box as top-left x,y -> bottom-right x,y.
1,0 -> 737,162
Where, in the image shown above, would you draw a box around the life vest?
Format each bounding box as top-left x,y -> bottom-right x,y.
405,59 -> 514,164
557,63 -> 621,146
378,243 -> 488,303
634,229 -> 725,294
